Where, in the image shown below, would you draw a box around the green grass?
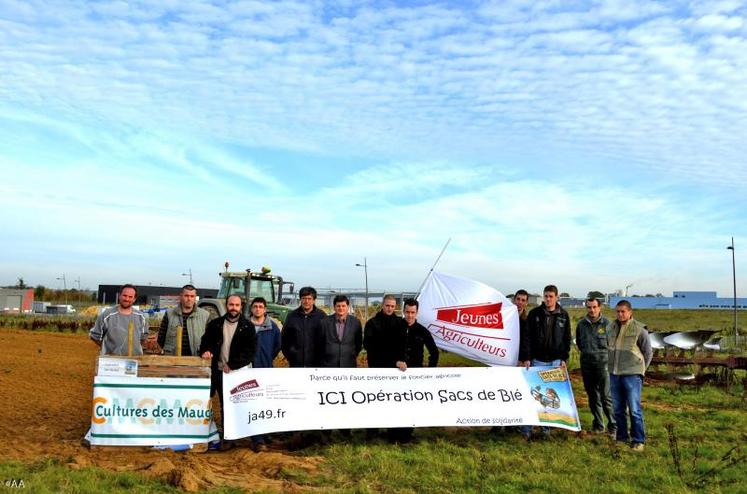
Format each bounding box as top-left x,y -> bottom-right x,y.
276,381 -> 746,494
565,308 -> 742,334
0,458 -> 242,493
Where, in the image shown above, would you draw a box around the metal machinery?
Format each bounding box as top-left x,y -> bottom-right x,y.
197,263 -> 295,324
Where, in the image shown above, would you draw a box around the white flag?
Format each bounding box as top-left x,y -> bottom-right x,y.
417,272 -> 520,366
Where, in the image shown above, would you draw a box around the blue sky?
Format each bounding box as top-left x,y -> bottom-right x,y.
1,0 -> 745,297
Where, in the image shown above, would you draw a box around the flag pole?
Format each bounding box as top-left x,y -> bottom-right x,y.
415,238 -> 451,298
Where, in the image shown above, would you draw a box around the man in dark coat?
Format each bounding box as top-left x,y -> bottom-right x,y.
364,294 -> 407,370
199,294 -> 256,449
363,294 -> 407,441
281,286 -> 326,367
393,298 -> 440,444
318,295 -> 362,368
519,284 -> 571,440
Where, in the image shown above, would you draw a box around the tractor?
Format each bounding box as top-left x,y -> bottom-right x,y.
197,263 -> 295,324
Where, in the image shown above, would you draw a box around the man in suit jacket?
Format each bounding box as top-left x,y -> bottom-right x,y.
318,294 -> 362,368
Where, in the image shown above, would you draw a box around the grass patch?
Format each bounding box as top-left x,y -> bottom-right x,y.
0,458 -> 245,493
288,381 -> 746,494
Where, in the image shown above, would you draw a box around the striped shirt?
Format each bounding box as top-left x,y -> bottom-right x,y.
90,306 -> 149,356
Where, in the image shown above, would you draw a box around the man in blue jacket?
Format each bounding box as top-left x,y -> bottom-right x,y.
249,296 -> 281,452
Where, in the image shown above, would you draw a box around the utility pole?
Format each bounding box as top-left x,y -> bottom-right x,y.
355,258 -> 369,321
74,277 -> 81,290
727,237 -> 738,341
56,274 -> 67,305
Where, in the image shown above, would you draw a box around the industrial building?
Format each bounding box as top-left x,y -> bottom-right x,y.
0,288 -> 34,312
608,291 -> 747,310
97,285 -> 218,307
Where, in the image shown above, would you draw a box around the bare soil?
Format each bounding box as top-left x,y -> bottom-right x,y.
0,329 -> 323,492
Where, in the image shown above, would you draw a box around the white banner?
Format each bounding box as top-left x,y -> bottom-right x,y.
222,366 -> 580,439
89,376 -> 219,446
417,272 -> 520,366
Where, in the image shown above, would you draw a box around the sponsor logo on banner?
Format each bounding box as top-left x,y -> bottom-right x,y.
229,379 -> 264,403
436,302 -> 504,329
230,379 -> 259,394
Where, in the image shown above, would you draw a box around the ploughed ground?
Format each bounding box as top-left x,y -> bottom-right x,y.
0,329 -> 322,492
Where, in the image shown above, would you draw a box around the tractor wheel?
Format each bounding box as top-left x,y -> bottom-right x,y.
204,305 -> 220,321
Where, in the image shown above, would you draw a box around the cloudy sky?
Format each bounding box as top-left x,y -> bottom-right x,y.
1,0 -> 745,297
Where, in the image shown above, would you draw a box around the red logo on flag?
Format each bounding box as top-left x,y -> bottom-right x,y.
436,302 -> 504,329
230,379 -> 259,395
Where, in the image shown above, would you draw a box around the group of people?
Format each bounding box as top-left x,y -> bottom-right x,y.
89,282 -> 652,452
89,284 -> 439,448
514,284 -> 653,451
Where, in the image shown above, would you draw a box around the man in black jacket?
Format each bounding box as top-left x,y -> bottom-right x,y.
519,285 -> 571,368
364,294 -> 407,370
391,298 -> 440,444
519,284 -> 570,440
199,294 -> 257,449
363,294 -> 407,442
281,286 -> 326,367
402,298 -> 439,369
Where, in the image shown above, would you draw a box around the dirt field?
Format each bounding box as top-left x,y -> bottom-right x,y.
0,329 -> 322,492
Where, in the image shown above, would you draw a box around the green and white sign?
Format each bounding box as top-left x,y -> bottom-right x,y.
89,376 -> 218,446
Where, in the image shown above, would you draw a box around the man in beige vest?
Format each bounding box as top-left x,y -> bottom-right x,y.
607,300 -> 652,452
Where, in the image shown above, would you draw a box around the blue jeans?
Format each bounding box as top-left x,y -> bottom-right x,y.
610,374 -> 645,444
521,359 -> 562,436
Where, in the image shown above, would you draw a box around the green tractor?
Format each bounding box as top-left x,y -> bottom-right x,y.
198,264 -> 295,325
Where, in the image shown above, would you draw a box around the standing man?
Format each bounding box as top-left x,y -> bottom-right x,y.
492,289 -> 530,435
402,298 -> 439,370
607,300 -> 652,452
199,294 -> 257,450
576,298 -> 616,435
519,285 -> 571,440
318,294 -> 362,440
249,296 -> 281,452
282,286 -> 326,367
513,289 -> 530,365
392,298 -> 440,444
318,295 -> 362,368
90,284 -> 150,355
157,284 -> 210,356
363,294 -> 407,441
364,294 -> 407,371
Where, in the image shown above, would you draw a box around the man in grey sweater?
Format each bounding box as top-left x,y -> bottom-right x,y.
90,284 -> 150,355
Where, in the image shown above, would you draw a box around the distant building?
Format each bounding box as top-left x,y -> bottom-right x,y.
97,285 -> 218,306
0,288 -> 34,312
609,291 -> 747,310
559,296 -> 586,308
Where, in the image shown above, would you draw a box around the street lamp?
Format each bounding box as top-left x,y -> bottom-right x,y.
182,268 -> 193,285
355,258 -> 369,321
727,237 -> 737,341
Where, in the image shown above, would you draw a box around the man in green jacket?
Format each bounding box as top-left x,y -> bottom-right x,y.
576,298 -> 616,435
607,300 -> 652,452
158,284 -> 210,356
